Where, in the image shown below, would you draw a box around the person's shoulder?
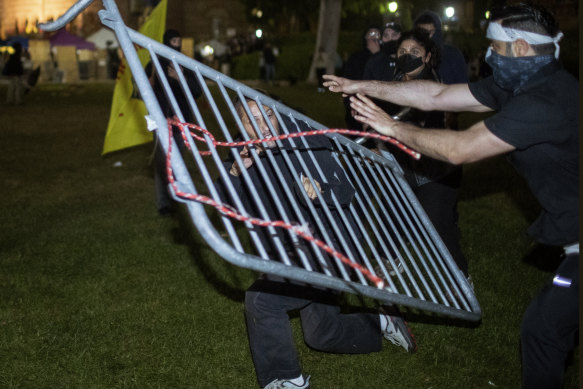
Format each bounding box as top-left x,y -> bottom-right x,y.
442,43 -> 465,62
468,77 -> 507,109
367,51 -> 388,64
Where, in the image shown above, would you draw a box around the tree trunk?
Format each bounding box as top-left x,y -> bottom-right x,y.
306,0 -> 342,83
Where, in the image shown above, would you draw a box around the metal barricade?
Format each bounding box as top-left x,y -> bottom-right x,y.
41,0 -> 481,321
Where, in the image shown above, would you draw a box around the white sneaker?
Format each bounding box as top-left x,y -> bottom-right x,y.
264,375 -> 310,389
381,308 -> 417,353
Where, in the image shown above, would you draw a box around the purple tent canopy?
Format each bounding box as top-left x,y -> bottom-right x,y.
49,29 -> 96,50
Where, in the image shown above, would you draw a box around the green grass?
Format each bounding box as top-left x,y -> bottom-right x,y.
0,82 -> 578,388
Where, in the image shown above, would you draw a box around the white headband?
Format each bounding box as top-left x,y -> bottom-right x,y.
486,22 -> 563,58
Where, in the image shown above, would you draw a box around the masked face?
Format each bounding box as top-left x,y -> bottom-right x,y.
396,39 -> 428,74
168,37 -> 182,51
485,41 -> 554,91
239,101 -> 279,150
416,23 -> 436,38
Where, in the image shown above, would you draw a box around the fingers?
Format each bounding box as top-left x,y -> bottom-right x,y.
301,175 -> 322,200
322,74 -> 343,92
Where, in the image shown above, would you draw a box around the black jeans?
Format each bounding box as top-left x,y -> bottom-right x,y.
414,172 -> 468,276
245,278 -> 382,387
521,250 -> 579,388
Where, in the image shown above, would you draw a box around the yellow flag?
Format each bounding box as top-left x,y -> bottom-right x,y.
102,0 -> 167,155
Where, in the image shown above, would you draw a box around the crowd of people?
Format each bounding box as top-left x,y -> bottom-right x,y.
152,4 -> 577,389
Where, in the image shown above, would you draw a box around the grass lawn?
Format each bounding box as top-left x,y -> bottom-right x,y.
0,81 -> 578,388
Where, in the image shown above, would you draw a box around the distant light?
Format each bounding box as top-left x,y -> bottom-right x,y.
485,10 -> 491,19
388,1 -> 398,13
201,45 -> 214,57
0,46 -> 15,55
445,6 -> 455,18
255,29 -> 263,38
256,10 -> 263,18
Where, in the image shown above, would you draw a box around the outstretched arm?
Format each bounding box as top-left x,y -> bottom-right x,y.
322,74 -> 491,113
350,94 -> 514,164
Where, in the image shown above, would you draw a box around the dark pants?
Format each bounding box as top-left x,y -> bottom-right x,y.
245,278 -> 382,387
414,172 -> 468,276
153,126 -> 188,212
521,251 -> 579,389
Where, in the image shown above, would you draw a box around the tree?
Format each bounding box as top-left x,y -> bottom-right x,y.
307,0 -> 342,83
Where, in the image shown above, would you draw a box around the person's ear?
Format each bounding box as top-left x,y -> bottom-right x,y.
424,52 -> 432,64
512,39 -> 530,57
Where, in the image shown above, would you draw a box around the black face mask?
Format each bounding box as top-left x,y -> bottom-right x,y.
381,40 -> 399,55
396,54 -> 424,73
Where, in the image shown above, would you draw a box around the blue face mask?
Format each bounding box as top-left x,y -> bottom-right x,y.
485,47 -> 554,91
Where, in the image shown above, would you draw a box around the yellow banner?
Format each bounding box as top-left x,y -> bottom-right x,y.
102,0 -> 167,155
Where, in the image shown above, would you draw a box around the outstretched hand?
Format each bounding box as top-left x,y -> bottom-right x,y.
349,94 -> 397,137
322,74 -> 359,97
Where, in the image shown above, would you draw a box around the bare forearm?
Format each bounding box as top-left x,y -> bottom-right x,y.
358,80 -> 446,111
324,74 -> 488,113
350,93 -> 512,164
391,121 -> 463,163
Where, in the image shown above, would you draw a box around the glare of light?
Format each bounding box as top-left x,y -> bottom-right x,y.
255,29 -> 263,38
201,45 -> 214,57
0,46 -> 15,55
445,6 -> 455,18
485,10 -> 491,19
388,1 -> 398,13
256,10 -> 263,18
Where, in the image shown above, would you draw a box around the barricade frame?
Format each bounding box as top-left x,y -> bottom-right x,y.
41,0 -> 481,322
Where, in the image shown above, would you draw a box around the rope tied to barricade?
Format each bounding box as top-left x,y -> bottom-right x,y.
163,118 -> 405,289
167,118 -> 421,160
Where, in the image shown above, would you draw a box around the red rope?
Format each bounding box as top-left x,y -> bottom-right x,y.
167,117 -> 421,160
165,118 -> 387,289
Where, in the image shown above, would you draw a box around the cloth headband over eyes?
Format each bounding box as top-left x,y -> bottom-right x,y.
486,22 -> 563,58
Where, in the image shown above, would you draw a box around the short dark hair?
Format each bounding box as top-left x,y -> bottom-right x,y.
490,3 -> 559,55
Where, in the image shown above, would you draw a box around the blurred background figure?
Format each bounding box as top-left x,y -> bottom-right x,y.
342,26 -> 381,129
363,21 -> 402,82
361,21 -> 403,123
145,29 -> 203,216
314,48 -> 329,92
413,11 -> 467,131
262,42 -> 276,84
413,11 -> 467,85
2,42 -> 24,105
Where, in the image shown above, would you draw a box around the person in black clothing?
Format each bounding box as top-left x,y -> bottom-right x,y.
145,29 -> 202,215
216,97 -> 416,389
324,4 -> 577,388
263,42 -> 276,84
414,11 -> 468,130
341,26 -> 381,129
362,21 -> 402,82
3,42 -> 24,104
361,22 -> 403,119
413,11 -> 467,85
379,28 -> 468,277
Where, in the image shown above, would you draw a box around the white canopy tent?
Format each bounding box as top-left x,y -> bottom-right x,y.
87,27 -> 119,49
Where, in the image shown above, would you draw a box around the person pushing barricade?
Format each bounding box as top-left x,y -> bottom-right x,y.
324,4 -> 578,388
215,93 -> 417,389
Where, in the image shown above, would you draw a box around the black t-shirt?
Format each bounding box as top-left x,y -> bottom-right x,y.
468,61 -> 579,246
